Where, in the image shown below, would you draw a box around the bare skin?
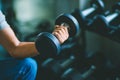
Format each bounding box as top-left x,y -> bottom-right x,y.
0,25 -> 69,58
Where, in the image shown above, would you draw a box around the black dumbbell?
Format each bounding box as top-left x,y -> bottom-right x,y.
110,2 -> 120,37
61,65 -> 96,80
35,14 -> 80,58
41,55 -> 75,80
110,2 -> 120,26
55,14 -> 80,37
72,0 -> 105,28
88,2 -> 120,35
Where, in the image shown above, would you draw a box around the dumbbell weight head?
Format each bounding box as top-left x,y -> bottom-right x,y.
55,14 -> 80,37
83,0 -> 105,17
35,32 -> 61,58
71,0 -> 105,28
88,14 -> 118,36
111,2 -> 120,25
41,56 -> 75,79
96,15 -> 110,28
41,58 -> 62,75
72,9 -> 87,28
91,0 -> 104,14
98,2 -> 120,27
89,2 -> 120,34
112,2 -> 120,19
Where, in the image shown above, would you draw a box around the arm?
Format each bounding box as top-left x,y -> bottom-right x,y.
0,11 -> 69,59
0,24 -> 69,59
0,26 -> 38,58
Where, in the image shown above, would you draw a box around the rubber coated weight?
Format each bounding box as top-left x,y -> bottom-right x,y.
91,0 -> 104,14
90,2 -> 120,33
96,2 -> 120,27
35,32 -> 61,58
41,55 -> 75,79
55,14 -> 80,37
111,2 -> 120,25
72,0 -> 105,28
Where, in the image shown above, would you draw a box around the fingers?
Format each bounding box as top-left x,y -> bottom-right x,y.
54,25 -> 68,37
52,25 -> 69,44
53,31 -> 64,44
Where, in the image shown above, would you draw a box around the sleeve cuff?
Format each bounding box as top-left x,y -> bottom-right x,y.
0,21 -> 10,30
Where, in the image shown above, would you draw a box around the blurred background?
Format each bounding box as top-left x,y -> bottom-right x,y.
0,0 -> 120,80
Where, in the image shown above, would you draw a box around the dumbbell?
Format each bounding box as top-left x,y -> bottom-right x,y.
41,55 -> 76,80
88,2 -> 120,35
61,65 -> 96,80
72,0 -> 105,28
110,2 -> 120,37
110,2 -> 120,26
35,14 -> 80,58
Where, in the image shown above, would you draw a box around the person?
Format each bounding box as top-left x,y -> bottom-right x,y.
0,10 -> 69,80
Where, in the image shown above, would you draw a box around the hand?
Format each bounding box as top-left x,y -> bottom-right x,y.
52,25 -> 69,44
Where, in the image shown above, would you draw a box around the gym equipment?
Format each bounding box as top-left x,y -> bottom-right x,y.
88,2 -> 120,35
110,2 -> 120,26
72,0 -> 105,28
35,14 -> 80,58
61,65 -> 96,80
55,14 -> 80,37
41,55 -> 75,79
35,0 -> 105,58
110,2 -> 120,37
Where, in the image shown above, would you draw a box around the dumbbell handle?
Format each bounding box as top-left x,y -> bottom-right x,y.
81,0 -> 104,17
60,23 -> 71,32
82,7 -> 96,17
61,65 -> 96,80
106,12 -> 119,23
60,56 -> 75,68
61,23 -> 69,28
107,2 -> 120,23
81,65 -> 96,79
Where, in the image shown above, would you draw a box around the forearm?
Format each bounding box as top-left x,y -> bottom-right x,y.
0,27 -> 39,58
0,11 -> 39,58
11,42 -> 39,58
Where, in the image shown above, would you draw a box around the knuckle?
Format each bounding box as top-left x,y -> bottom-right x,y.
57,30 -> 62,34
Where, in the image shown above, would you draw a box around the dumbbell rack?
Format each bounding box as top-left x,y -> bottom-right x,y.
78,2 -> 120,80
86,25 -> 120,43
84,26 -> 120,80
83,13 -> 120,80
